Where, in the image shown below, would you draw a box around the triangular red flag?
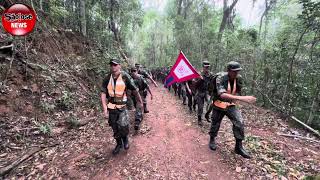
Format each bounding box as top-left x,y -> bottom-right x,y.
164,51 -> 200,87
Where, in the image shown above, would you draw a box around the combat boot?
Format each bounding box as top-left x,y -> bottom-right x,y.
112,138 -> 123,155
209,136 -> 217,151
198,116 -> 203,126
143,103 -> 149,113
235,139 -> 251,159
122,136 -> 130,150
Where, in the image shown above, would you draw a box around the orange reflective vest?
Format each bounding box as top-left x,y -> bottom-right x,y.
107,73 -> 127,109
213,79 -> 237,109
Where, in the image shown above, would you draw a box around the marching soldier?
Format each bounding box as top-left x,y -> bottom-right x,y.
135,63 -> 157,113
101,58 -> 143,155
130,67 -> 154,130
208,61 -> 256,159
194,61 -> 212,125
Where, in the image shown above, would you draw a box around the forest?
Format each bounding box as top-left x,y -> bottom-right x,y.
0,0 -> 319,179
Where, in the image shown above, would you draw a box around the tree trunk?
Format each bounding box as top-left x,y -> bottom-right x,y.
80,0 -> 86,36
307,85 -> 320,125
217,0 -> 238,43
282,28 -> 308,105
177,0 -> 183,16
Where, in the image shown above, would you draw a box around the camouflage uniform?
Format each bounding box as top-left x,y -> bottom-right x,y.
194,67 -> 212,124
208,61 -> 251,159
209,72 -> 244,140
131,70 -> 150,130
101,71 -> 138,139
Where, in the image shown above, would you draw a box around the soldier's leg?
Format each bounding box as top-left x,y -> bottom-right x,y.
197,95 -> 205,125
225,106 -> 244,140
134,107 -> 143,130
192,93 -> 197,111
208,109 -> 225,150
117,109 -> 130,150
182,88 -> 187,105
187,92 -> 193,112
173,83 -> 177,95
177,85 -> 181,99
205,100 -> 213,122
108,110 -> 123,154
225,106 -> 250,158
142,92 -> 149,113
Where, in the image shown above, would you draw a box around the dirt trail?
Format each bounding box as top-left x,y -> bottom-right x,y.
93,86 -> 237,179
4,84 -> 318,179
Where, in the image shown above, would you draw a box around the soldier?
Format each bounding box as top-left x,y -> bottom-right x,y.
208,61 -> 256,159
135,63 -> 158,87
130,67 -> 153,130
135,63 -> 157,113
101,58 -> 143,155
180,82 -> 187,105
194,61 -> 212,126
186,79 -> 194,112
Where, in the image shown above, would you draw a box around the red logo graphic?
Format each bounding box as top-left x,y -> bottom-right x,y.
1,4 -> 37,36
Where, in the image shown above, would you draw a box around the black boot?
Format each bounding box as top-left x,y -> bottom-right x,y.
143,103 -> 149,113
122,136 -> 129,150
205,112 -> 211,122
209,136 -> 217,151
112,138 -> 123,155
198,116 -> 203,126
235,139 -> 251,159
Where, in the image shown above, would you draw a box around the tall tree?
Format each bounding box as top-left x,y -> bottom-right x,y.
217,0 -> 239,43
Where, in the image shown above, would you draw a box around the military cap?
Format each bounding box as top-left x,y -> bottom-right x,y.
109,58 -> 121,65
131,67 -> 137,72
227,61 -> 242,71
203,61 -> 210,67
135,63 -> 141,67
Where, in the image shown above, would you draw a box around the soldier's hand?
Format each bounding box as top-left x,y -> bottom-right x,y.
243,96 -> 256,104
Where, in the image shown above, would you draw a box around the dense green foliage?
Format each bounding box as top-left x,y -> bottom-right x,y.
6,0 -> 318,129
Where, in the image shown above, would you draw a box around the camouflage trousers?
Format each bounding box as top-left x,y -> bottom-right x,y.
132,91 -> 147,124
209,106 -> 245,140
195,92 -> 208,117
108,108 -> 129,139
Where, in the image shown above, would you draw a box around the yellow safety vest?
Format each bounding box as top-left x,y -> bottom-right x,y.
107,73 -> 127,109
213,79 -> 237,109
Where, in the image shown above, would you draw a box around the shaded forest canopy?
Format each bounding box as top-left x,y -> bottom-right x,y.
0,0 -> 319,129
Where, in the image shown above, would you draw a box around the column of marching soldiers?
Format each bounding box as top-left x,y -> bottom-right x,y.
101,59 -> 256,158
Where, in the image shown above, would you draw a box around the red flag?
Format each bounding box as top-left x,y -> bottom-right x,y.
164,51 -> 200,87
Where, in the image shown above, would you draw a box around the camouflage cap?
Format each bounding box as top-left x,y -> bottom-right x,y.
109,58 -> 121,65
203,61 -> 210,67
227,61 -> 242,71
131,67 -> 137,72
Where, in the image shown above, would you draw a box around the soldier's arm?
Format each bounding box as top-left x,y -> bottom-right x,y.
217,76 -> 256,103
148,76 -> 158,87
186,82 -> 192,94
100,77 -> 109,118
124,73 -> 143,108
